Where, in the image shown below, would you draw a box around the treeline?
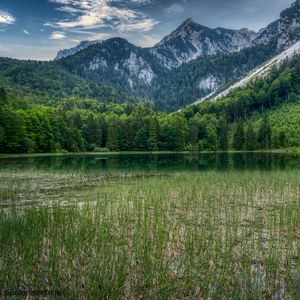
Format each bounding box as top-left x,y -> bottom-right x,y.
1,56 -> 300,154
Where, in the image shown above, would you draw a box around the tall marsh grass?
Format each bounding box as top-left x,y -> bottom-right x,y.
0,167 -> 299,299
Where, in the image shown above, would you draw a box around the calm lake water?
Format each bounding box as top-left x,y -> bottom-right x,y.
1,152 -> 300,172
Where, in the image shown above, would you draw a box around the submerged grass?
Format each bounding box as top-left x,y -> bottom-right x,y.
0,167 -> 299,299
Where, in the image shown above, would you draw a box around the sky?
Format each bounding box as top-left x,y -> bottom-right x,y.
0,0 -> 295,60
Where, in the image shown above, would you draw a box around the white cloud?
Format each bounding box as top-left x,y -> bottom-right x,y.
137,34 -> 161,47
0,10 -> 16,24
165,3 -> 184,15
48,0 -> 158,32
86,32 -> 112,41
23,29 -> 31,35
49,31 -> 67,40
117,19 -> 158,33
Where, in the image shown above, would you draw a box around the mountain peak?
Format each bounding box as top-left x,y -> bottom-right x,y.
181,18 -> 196,26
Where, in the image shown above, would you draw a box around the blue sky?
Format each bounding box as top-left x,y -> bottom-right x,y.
0,0 -> 295,60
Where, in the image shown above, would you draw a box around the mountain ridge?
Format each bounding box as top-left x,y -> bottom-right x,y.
1,0 -> 300,112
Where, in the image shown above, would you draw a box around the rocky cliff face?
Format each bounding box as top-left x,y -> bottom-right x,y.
277,0 -> 300,49
150,18 -> 257,69
254,0 -> 300,50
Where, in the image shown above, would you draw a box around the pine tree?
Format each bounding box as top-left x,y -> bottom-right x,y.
232,120 -> 245,151
278,130 -> 286,148
217,117 -> 228,151
148,117 -> 159,151
188,118 -> 199,146
0,87 -> 7,103
83,114 -> 102,150
206,125 -> 218,151
257,117 -> 272,149
174,115 -> 186,151
107,117 -> 119,151
98,116 -> 108,148
245,123 -> 256,151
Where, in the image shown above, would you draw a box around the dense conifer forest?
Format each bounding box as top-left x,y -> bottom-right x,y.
1,56 -> 300,154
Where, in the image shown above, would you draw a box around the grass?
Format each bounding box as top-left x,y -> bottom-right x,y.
0,158 -> 299,299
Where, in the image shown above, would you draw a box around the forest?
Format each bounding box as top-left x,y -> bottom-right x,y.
1,55 -> 300,154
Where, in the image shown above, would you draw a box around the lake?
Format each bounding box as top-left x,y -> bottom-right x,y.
1,152 -> 300,173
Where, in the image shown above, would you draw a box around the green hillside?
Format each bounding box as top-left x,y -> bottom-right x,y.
0,58 -> 137,104
1,54 -> 300,154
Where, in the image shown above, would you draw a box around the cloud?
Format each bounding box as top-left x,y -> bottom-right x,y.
0,10 -> 16,24
49,31 -> 67,40
116,19 -> 158,33
165,3 -> 184,15
48,0 -> 158,32
23,29 -> 31,35
86,32 -> 112,41
137,34 -> 161,47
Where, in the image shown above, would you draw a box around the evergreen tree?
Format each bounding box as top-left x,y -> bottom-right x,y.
257,117 -> 272,149
98,116 -> 108,148
148,117 -> 159,151
206,125 -> 218,151
134,127 -> 148,150
187,117 -> 200,147
278,130 -> 286,148
0,87 -> 7,103
217,117 -> 228,151
232,120 -> 245,151
107,117 -> 119,151
245,123 -> 256,151
174,115 -> 186,151
83,114 -> 102,150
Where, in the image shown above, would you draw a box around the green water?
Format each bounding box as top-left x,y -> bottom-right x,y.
1,152 -> 300,172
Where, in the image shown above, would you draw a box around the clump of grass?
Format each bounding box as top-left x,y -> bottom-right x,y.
0,168 -> 299,299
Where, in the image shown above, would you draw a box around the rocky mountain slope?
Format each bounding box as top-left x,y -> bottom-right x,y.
150,18 -> 257,69
254,0 -> 300,49
193,40 -> 300,105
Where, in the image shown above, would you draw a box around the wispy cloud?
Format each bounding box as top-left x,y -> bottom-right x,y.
49,31 -> 67,40
165,3 -> 184,15
48,0 -> 158,33
0,10 -> 16,25
23,29 -> 31,35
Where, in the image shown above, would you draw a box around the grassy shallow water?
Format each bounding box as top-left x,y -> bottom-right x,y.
0,153 -> 299,299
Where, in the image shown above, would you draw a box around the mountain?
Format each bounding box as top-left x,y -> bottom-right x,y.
277,0 -> 300,49
193,40 -> 300,105
254,0 -> 300,49
55,41 -> 100,60
150,18 -> 257,69
55,18 -> 258,70
1,1 -> 300,112
58,38 -> 167,94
